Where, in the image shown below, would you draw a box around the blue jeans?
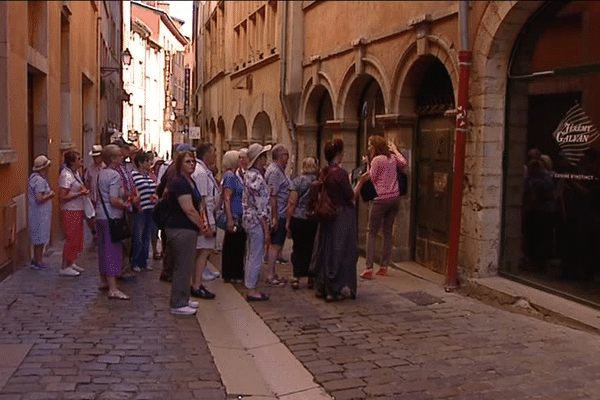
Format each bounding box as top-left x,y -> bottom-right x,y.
132,209 -> 153,270
244,223 -> 264,290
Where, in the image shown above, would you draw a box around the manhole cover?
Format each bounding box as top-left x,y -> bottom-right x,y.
398,291 -> 444,306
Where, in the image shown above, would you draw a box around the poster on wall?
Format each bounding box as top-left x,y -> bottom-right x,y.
189,126 -> 201,140
551,103 -> 600,181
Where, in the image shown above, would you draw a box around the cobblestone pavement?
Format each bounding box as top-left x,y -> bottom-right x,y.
235,262 -> 600,400
0,243 -> 225,400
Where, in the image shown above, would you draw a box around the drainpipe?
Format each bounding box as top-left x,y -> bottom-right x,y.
445,0 -> 472,291
279,0 -> 298,177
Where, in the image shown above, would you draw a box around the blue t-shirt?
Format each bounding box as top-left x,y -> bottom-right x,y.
165,175 -> 201,232
221,170 -> 244,217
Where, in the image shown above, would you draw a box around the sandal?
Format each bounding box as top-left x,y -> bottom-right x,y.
265,277 -> 286,287
246,293 -> 270,301
108,290 -> 130,300
290,278 -> 299,290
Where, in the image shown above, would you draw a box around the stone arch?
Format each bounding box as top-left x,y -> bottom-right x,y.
249,94 -> 279,142
299,72 -> 337,125
391,35 -> 459,114
466,1 -> 544,278
209,118 -> 216,145
251,112 -> 272,145
337,57 -> 390,121
231,115 -> 247,147
299,80 -> 335,166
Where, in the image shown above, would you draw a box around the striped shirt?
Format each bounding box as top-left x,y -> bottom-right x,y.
131,170 -> 157,210
265,162 -> 291,218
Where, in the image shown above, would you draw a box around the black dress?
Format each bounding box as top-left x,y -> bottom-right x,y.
310,164 -> 358,299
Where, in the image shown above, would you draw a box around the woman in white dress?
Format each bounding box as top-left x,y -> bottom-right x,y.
27,155 -> 55,269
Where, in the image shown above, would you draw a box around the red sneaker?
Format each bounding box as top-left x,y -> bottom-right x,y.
375,267 -> 389,276
359,269 -> 374,280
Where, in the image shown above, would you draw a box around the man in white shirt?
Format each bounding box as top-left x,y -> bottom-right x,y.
190,143 -> 220,299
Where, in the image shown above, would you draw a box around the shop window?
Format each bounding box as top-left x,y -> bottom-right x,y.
502,1 -> 600,306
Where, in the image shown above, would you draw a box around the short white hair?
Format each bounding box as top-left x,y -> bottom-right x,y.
222,150 -> 240,170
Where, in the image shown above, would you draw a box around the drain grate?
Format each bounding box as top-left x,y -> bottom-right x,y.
398,291 -> 444,306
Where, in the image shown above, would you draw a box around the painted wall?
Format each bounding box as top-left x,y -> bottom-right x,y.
0,1 -> 99,276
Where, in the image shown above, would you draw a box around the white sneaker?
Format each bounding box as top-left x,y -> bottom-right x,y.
188,300 -> 199,308
170,306 -> 197,315
59,267 -> 80,277
70,264 -> 84,272
132,266 -> 141,272
202,268 -> 220,281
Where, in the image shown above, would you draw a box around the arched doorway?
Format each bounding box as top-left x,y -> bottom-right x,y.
342,74 -> 385,248
411,57 -> 456,274
251,112 -> 272,145
502,1 -> 600,305
303,84 -> 334,167
209,119 -> 216,146
231,115 -> 247,148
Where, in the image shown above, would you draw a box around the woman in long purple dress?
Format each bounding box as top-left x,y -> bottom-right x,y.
96,144 -> 132,300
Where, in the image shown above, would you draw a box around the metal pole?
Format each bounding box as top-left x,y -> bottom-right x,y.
445,1 -> 471,291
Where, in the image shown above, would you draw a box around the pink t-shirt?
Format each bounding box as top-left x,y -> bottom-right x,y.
370,153 -> 407,200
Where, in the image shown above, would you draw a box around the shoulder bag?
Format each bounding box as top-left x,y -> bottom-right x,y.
98,175 -> 131,243
152,194 -> 170,231
306,168 -> 338,221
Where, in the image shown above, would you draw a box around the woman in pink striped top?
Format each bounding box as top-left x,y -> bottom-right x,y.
359,136 -> 407,280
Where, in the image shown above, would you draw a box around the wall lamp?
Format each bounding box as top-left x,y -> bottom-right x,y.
101,49 -> 133,77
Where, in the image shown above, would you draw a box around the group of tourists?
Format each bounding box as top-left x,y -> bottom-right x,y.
27,141 -> 166,299
26,133 -> 407,314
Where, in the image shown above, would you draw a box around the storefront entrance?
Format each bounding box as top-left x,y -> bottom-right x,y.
501,0 -> 600,308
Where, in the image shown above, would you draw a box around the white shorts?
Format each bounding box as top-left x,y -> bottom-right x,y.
196,225 -> 217,250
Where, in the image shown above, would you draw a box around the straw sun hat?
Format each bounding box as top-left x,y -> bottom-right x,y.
247,143 -> 272,167
32,155 -> 51,172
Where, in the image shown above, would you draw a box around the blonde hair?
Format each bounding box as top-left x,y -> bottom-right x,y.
301,156 -> 319,174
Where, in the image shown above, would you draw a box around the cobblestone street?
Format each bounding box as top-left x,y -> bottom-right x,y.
234,260 -> 600,400
0,244 -> 225,400
3,240 -> 600,399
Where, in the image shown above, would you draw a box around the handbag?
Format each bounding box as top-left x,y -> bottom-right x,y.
215,209 -> 241,231
83,196 -> 96,219
361,164 -> 408,202
360,179 -> 377,202
70,168 -> 95,218
98,175 -> 132,243
398,167 -> 408,196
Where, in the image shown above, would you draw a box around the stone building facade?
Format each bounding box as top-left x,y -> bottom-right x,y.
194,1 -> 600,301
123,1 -> 188,158
0,1 -> 122,280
